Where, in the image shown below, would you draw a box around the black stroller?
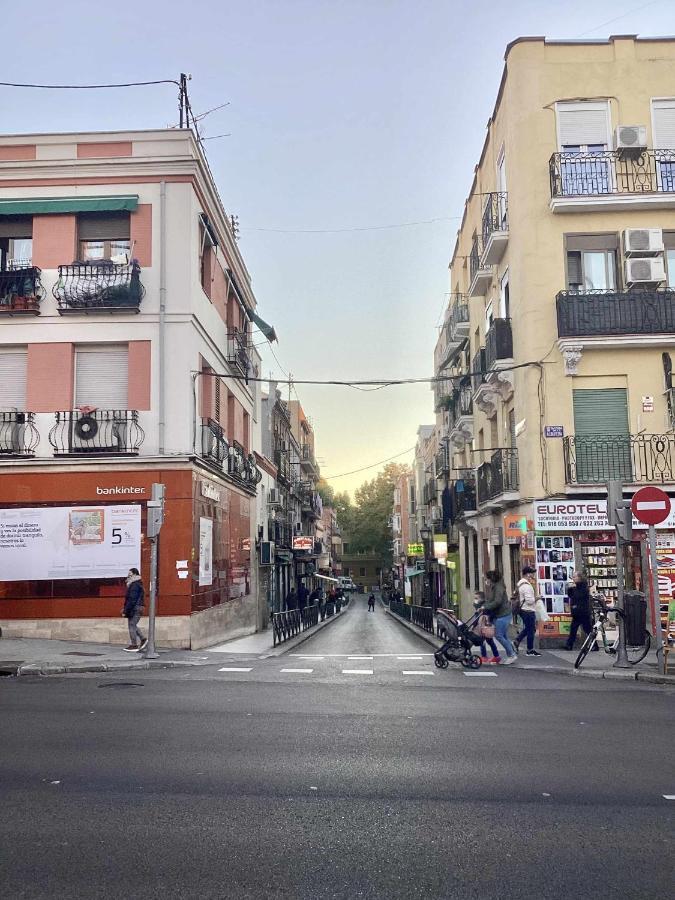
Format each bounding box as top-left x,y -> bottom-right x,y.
433,608 -> 483,669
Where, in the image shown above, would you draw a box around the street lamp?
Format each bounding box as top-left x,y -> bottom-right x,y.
420,525 -> 433,608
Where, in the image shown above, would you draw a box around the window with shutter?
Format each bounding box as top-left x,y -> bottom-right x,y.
652,99 -> 675,192
0,350 -> 27,409
573,388 -> 631,482
557,102 -> 610,148
78,212 -> 130,263
75,346 -> 128,409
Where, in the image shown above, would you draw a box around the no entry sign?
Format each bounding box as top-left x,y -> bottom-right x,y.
631,486 -> 672,526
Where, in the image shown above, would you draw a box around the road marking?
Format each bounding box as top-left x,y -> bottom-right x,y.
463,671 -> 498,677
280,668 -> 313,674
348,656 -> 373,660
218,667 -> 252,672
664,795 -> 675,800
294,656 -> 324,660
342,669 -> 374,675
402,670 -> 434,675
398,656 -> 424,660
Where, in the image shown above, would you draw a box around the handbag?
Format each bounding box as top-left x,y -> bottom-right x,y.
478,613 -> 496,639
535,598 -> 549,622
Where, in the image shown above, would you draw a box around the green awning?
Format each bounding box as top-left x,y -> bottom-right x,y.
0,195 -> 139,216
249,309 -> 277,343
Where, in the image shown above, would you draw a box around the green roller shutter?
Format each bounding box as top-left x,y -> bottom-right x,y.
573,388 -> 631,482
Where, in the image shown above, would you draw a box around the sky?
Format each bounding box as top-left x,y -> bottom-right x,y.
3,0 -> 675,495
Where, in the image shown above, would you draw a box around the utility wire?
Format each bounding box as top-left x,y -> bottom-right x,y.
241,216 -> 461,235
575,0 -> 665,37
0,78 -> 179,89
322,447 -> 415,480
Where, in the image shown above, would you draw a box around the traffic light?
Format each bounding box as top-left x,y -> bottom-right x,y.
606,480 -> 623,527
147,482 -> 165,538
615,503 -> 633,543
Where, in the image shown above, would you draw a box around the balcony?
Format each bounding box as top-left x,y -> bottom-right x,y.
436,296 -> 470,369
227,439 -> 262,489
227,328 -> 252,377
549,149 -> 675,212
556,289 -> 675,340
270,518 -> 293,549
49,410 -> 145,456
301,444 -> 320,476
481,192 -> 509,264
434,374 -> 453,413
53,261 -> 144,314
451,470 -> 477,519
202,417 -> 229,468
485,317 -> 513,371
435,445 -> 449,478
422,478 -> 437,506
0,411 -> 39,457
477,448 -> 519,507
448,379 -> 474,449
469,236 -> 493,296
0,266 -> 44,316
300,488 -> 321,519
472,319 -> 514,415
274,446 -> 291,484
563,434 -> 675,485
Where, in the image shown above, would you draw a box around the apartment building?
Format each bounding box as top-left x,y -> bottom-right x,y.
437,35 -> 675,631
0,128 -> 276,647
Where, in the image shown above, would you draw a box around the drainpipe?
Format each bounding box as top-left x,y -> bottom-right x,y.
158,180 -> 167,454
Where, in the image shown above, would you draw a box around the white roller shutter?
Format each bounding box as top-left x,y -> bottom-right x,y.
557,102 -> 610,147
0,351 -> 27,409
652,100 -> 675,149
75,346 -> 128,408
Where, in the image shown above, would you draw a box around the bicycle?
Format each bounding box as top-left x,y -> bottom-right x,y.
574,598 -> 651,669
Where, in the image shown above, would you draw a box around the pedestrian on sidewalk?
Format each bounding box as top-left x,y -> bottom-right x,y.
285,588 -> 297,611
368,593 -> 376,611
483,570 -> 518,664
122,568 -> 147,652
474,590 -> 501,663
564,572 -> 597,651
514,566 -> 542,657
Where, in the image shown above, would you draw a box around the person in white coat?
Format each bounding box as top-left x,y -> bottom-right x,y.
513,566 -> 542,657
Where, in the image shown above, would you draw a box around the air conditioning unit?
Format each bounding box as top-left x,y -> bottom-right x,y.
70,412 -> 126,452
623,228 -> 664,255
625,257 -> 666,285
259,541 -> 275,566
267,488 -> 281,507
615,125 -> 647,156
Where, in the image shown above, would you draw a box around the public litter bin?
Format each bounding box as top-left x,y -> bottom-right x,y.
623,591 -> 647,645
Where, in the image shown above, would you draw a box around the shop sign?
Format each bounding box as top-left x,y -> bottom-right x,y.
293,536 -> 313,551
504,515 -> 533,543
96,485 -> 146,495
642,396 -> 654,412
433,536 -> 448,566
534,499 -> 675,532
198,517 -> 213,586
200,481 -> 221,502
544,425 -> 564,438
407,542 -> 424,555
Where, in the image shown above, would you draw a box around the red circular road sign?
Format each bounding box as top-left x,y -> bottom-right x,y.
631,486 -> 672,526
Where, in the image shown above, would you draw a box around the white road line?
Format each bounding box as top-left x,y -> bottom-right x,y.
342,669 -> 374,675
218,667 -> 252,673
463,671 -> 498,677
663,794 -> 675,800
402,670 -> 434,675
348,656 -> 373,660
398,656 -> 423,660
280,668 -> 313,674
293,656 -> 324,660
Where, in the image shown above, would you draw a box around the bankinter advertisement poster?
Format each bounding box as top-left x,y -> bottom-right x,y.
0,505 -> 141,580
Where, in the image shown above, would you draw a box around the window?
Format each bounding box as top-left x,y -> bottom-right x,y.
75,346 -> 128,409
573,388 -> 631,481
0,350 -> 27,409
665,233 -> 675,288
343,567 -> 350,576
78,212 -> 130,263
556,101 -> 611,195
0,217 -> 32,270
499,270 -> 510,319
359,567 -> 366,578
652,99 -> 675,191
565,234 -> 618,292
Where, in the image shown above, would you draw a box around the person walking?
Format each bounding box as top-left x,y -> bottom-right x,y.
474,591 -> 501,664
122,567 -> 147,652
297,582 -> 309,612
368,593 -> 376,612
513,566 -> 542,657
483,570 -> 518,664
285,588 -> 297,611
565,572 -> 597,651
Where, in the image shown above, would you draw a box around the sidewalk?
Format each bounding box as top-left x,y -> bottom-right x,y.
385,606 -> 675,686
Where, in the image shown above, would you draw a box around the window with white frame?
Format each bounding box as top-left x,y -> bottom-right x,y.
75,346 -> 129,409
0,349 -> 28,409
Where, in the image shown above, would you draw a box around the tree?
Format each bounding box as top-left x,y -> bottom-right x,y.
347,463 -> 409,564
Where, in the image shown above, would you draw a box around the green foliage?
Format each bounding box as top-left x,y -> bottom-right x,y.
344,463 -> 409,564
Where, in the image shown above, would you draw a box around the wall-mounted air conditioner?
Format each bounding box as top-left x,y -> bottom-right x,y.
259,541 -> 275,566
625,257 -> 666,285
615,125 -> 647,156
623,228 -> 664,256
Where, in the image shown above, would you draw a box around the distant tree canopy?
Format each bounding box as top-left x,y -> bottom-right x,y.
318,463 -> 409,564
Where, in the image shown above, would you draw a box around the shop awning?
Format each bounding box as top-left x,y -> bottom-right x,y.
227,266 -> 278,344
0,195 -> 139,216
315,574 -> 339,583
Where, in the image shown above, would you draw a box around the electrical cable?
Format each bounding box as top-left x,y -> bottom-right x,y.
575,0 -> 665,37
0,78 -> 179,89
240,216 -> 461,235
322,447 -> 415,480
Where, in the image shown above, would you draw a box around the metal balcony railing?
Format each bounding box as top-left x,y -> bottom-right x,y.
471,349 -> 486,395
53,261 -> 144,313
274,446 -> 291,483
556,289 -> 675,338
227,439 -> 262,488
0,411 -> 40,456
451,471 -> 477,518
448,379 -> 474,431
549,149 -> 675,198
485,318 -> 513,370
49,409 -> 145,456
434,376 -> 453,412
469,236 -> 482,284
563,434 -> 675,484
0,266 -> 44,315
202,417 -> 229,467
481,191 -> 509,244
435,446 -> 449,478
477,448 -> 519,504
301,445 -> 318,470
227,328 -> 252,376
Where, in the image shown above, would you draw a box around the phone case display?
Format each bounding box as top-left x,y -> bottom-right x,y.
536,535 -> 575,613
580,543 -> 617,602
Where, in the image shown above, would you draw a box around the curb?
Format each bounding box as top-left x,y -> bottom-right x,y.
385,607 -> 675,686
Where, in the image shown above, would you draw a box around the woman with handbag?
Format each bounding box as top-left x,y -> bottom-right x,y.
513,566 -> 542,657
474,591 -> 502,664
483,570 -> 518,664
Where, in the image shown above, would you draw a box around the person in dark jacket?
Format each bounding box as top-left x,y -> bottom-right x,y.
483,570 -> 518,664
368,593 -> 376,611
122,568 -> 146,651
297,582 -> 309,611
285,588 -> 297,611
565,572 -> 597,650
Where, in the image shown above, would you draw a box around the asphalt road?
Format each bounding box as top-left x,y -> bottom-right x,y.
1,596 -> 674,900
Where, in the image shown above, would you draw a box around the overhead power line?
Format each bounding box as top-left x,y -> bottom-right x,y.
241,216 -> 461,235
0,78 -> 180,89
322,447 -> 415,480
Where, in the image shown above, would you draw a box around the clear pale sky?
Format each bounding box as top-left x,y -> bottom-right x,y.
3,1 -> 674,494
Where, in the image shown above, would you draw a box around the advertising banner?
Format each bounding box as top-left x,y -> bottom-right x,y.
198,517 -> 213,586
0,505 -> 141,581
292,536 -> 313,551
534,498 -> 675,532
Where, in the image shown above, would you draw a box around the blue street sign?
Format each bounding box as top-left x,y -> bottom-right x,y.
544,425 -> 564,438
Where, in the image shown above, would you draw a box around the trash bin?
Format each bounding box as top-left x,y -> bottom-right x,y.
623,591 -> 647,645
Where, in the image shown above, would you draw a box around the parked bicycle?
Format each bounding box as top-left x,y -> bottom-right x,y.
574,597 -> 651,669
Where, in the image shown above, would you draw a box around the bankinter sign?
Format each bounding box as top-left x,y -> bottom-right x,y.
534,499 -> 675,531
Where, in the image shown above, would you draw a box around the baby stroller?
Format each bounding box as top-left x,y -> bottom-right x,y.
433,608 -> 483,669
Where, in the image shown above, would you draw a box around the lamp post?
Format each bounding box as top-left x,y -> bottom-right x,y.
420,525 -> 433,608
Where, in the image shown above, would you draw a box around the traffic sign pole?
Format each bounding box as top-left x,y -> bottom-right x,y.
631,486 -> 670,676
648,524 -> 666,675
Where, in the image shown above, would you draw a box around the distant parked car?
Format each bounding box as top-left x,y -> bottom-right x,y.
337,576 -> 356,593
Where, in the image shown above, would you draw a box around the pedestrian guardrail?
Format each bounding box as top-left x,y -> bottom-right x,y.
272,597 -> 348,646
411,605 -> 435,634
389,599 -> 411,621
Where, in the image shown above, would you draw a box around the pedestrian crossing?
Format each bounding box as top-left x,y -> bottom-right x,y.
214,656 -> 502,681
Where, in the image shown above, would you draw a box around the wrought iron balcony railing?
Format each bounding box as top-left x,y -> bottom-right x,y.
556,289 -> 675,338
469,236 -> 482,284
434,375 -> 453,412
435,445 -> 449,478
301,445 -> 319,473
451,471 -> 476,518
53,261 -> 144,313
481,192 -> 508,243
485,317 -> 513,370
227,439 -> 262,489
202,417 -> 229,468
49,409 -> 145,456
448,380 -> 474,431
563,434 -> 675,484
227,328 -> 252,376
0,266 -> 44,316
0,411 -> 39,457
471,348 -> 486,395
477,448 -> 519,505
274,446 -> 291,483
550,149 -> 675,199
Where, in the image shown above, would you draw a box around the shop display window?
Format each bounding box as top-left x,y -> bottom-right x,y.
536,535 -> 575,613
